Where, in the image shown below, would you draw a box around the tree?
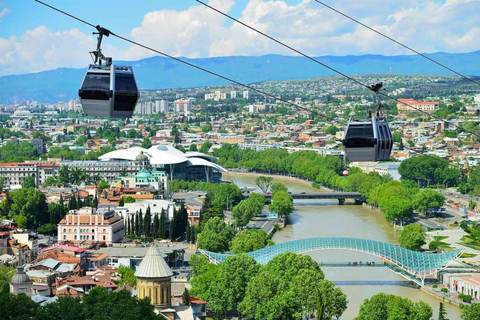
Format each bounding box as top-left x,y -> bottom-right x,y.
98,180 -> 109,192
182,288 -> 190,305
200,141 -> 213,154
413,189 -> 446,216
118,197 -> 125,207
256,176 -> 273,193
325,125 -> 339,135
231,200 -> 256,228
152,213 -> 159,239
231,229 -> 267,253
189,144 -> 198,151
117,266 -> 136,287
169,214 -> 175,240
141,137 -> 152,149
197,217 -> 232,253
21,175 -> 36,188
6,188 -> 48,228
0,176 -> 4,191
462,302 -> 480,320
355,293 -> 432,320
159,209 -> 166,238
269,190 -> 294,218
124,196 -> 136,203
399,223 -> 426,251
438,302 -> 448,320
143,206 -> 151,237
270,182 -> 288,195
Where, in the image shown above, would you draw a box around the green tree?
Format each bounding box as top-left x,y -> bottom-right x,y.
197,217 -> 232,253
21,175 -> 36,188
0,141 -> 37,162
399,223 -> 426,251
200,141 -> 213,154
141,137 -> 152,149
270,182 -> 288,195
98,180 -> 109,192
189,144 -> 198,151
325,125 -> 339,135
438,302 -> 448,320
269,190 -> 294,218
124,196 -> 136,203
232,200 -> 255,228
355,293 -> 432,320
0,176 -> 4,191
231,229 -> 267,253
117,266 -> 136,287
182,288 -> 190,305
118,197 -> 125,207
6,188 -> 48,228
256,176 -> 273,193
413,189 -> 446,216
159,209 -> 166,238
152,213 -> 159,239
190,253 -> 210,277
143,206 -> 151,237
461,302 -> 480,320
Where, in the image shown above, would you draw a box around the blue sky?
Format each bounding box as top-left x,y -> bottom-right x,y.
0,0 -> 479,76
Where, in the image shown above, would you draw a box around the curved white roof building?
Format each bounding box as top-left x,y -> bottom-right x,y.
99,144 -> 226,182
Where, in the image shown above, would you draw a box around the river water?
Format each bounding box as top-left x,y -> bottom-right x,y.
223,172 -> 462,320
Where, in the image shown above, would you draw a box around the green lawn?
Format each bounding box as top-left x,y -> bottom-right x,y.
460,253 -> 478,258
433,236 -> 449,241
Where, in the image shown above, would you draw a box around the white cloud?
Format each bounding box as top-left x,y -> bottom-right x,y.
0,7 -> 10,20
1,0 -> 480,76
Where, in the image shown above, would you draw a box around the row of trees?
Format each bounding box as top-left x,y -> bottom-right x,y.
213,145 -> 345,179
124,206 -> 188,241
190,252 -> 347,319
0,287 -> 158,320
0,141 -> 38,163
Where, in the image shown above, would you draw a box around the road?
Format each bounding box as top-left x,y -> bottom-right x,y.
172,192 -> 205,207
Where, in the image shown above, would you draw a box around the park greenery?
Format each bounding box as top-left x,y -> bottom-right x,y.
232,193 -> 265,228
398,155 -> 461,188
355,293 -> 432,320
269,190 -> 294,218
190,252 -> 347,320
116,266 -> 136,287
230,229 -> 268,253
256,176 -> 273,193
0,141 -> 38,163
398,223 -> 426,251
0,286 -> 158,320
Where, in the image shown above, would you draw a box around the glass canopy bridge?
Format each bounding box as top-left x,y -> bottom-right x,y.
199,237 -> 463,286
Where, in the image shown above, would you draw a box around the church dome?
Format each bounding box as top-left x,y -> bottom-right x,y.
10,267 -> 31,284
135,245 -> 173,278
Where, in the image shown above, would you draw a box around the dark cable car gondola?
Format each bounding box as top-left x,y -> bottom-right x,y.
342,82 -> 393,162
78,26 -> 138,118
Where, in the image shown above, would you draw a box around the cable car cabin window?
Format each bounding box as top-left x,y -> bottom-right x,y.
344,124 -> 376,148
114,73 -> 138,111
80,73 -> 111,100
345,125 -> 374,139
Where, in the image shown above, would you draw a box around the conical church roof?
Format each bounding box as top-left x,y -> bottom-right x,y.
134,245 -> 173,278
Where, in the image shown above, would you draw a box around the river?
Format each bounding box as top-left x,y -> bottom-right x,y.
223,172 -> 462,319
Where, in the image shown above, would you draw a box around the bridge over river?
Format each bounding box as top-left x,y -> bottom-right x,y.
242,191 -> 365,204
200,237 -> 463,286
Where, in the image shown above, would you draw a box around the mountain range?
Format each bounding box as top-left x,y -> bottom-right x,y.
1,51 -> 480,104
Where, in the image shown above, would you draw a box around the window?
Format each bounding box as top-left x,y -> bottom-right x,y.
103,229 -> 106,233
63,228 -> 66,233
103,235 -> 106,240
63,235 -> 66,240
74,235 -> 77,240
92,235 -> 94,240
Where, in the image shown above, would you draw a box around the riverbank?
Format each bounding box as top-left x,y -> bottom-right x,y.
224,171 -> 463,318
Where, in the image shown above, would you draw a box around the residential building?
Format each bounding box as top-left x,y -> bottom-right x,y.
173,99 -> 193,113
60,159 -> 148,183
0,162 -> 58,188
397,98 -> 439,113
57,207 -> 124,245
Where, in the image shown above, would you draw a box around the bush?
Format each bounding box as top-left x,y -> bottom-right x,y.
433,284 -> 438,289
459,294 -> 472,302
441,288 -> 448,293
429,241 -> 440,251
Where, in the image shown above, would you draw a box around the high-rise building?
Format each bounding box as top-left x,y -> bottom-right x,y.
243,90 -> 250,99
230,91 -> 237,99
174,99 -> 193,113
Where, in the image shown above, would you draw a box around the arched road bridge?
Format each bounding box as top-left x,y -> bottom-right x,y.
242,191 -> 365,205
200,237 -> 463,286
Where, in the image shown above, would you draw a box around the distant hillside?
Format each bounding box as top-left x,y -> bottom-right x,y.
1,51 -> 480,104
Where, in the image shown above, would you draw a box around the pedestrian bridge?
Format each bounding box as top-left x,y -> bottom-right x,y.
199,237 -> 463,285
242,191 -> 365,204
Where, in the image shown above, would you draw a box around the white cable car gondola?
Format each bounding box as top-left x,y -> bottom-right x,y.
342,83 -> 393,162
78,26 -> 138,118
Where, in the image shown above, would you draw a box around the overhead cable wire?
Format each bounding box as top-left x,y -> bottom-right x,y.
312,0 -> 480,88
195,0 -> 480,138
33,0 -> 337,123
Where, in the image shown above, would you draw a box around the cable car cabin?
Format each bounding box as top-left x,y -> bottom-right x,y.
342,116 -> 393,162
78,64 -> 138,118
